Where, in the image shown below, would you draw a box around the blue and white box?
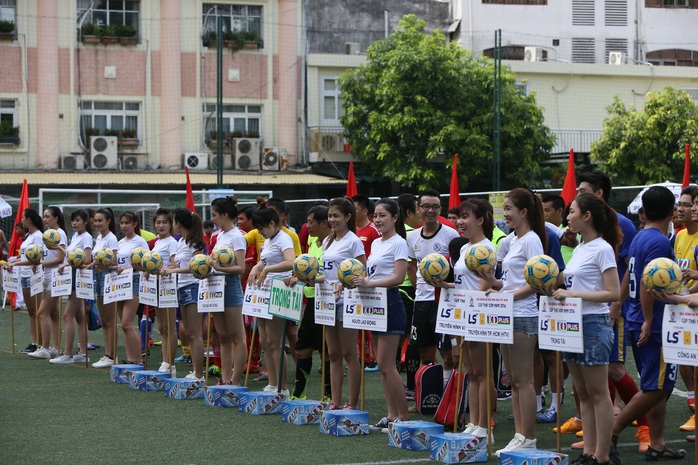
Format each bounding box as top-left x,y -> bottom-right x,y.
204,385 -> 249,408
429,432 -> 487,463
238,391 -> 285,415
388,420 -> 444,451
281,399 -> 329,425
110,364 -> 145,384
128,370 -> 172,391
163,377 -> 206,399
500,449 -> 569,465
319,410 -> 370,436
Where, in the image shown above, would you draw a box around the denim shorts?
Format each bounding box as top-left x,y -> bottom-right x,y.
95,269 -> 112,297
21,276 -> 31,289
514,315 -> 538,336
224,274 -> 243,307
177,282 -> 199,307
335,300 -> 344,322
373,288 -> 406,337
563,313 -> 613,366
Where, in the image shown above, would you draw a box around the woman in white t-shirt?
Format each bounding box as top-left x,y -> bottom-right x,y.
210,197 -> 248,385
248,207 -> 295,395
51,209 -> 93,364
89,208 -> 120,368
352,198 -> 409,429
4,208 -> 45,354
161,208 -> 207,380
481,188 -> 547,456
549,193 -> 620,465
115,212 -> 149,364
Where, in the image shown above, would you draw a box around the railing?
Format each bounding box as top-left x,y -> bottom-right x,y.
551,129 -> 602,155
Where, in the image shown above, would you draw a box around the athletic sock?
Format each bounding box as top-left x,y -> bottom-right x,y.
293,357 -> 312,398
614,372 -> 648,426
536,395 -> 543,412
405,344 -> 420,390
550,393 -> 559,412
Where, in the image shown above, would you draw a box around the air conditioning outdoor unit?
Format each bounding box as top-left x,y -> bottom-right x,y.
90,136 -> 118,169
62,154 -> 85,170
262,147 -> 288,171
524,46 -> 542,62
209,153 -> 233,170
608,51 -> 623,65
183,152 -> 208,170
233,138 -> 261,170
121,155 -> 142,170
320,134 -> 341,152
345,42 -> 361,55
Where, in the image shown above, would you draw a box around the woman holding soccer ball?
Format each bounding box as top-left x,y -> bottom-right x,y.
479,188 -> 546,456
209,197 -> 248,385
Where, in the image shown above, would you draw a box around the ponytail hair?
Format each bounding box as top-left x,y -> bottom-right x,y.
375,198 -> 406,239
572,193 -> 623,253
46,206 -> 66,232
505,188 -> 547,251
96,207 -> 117,235
119,211 -> 142,236
458,199 -> 494,241
211,196 -> 239,219
173,208 -> 206,250
326,197 -> 357,249
23,208 -> 44,233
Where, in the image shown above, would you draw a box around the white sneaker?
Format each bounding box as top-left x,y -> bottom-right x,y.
158,362 -> 176,377
50,354 -> 74,364
262,385 -> 277,392
73,353 -> 88,363
92,356 -> 115,368
184,372 -> 204,380
382,417 -> 402,434
495,433 -> 524,458
463,423 -> 477,434
517,437 -> 536,450
48,347 -> 59,358
472,426 -> 494,444
29,347 -> 52,359
279,389 -> 290,397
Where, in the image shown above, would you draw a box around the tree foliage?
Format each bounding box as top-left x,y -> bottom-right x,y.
339,15 -> 555,191
591,87 -> 698,185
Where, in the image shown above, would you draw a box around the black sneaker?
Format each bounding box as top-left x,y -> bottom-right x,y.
571,453 -> 592,465
20,343 -> 38,354
370,417 -> 390,431
609,435 -> 622,465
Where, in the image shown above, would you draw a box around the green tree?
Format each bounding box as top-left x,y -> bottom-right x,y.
591,87 -> 698,185
339,15 -> 555,191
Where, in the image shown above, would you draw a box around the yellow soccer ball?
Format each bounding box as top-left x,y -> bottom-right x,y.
419,253 -> 450,282
130,247 -> 147,270
642,257 -> 682,294
141,251 -> 163,273
94,247 -> 114,268
524,254 -> 560,290
464,243 -> 497,274
25,244 -> 44,265
293,253 -> 320,281
337,258 -> 365,288
189,254 -> 212,279
212,245 -> 235,267
67,248 -> 84,268
42,229 -> 61,248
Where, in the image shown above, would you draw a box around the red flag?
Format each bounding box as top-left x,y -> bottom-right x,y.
560,149 -> 577,206
8,179 -> 29,258
185,167 -> 196,212
448,154 -> 461,210
346,162 -> 358,197
683,144 -> 691,188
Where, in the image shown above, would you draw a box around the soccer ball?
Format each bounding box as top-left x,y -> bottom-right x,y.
189,254 -> 212,279
42,229 -> 61,248
337,258 -> 365,288
141,251 -> 163,273
293,253 -> 320,281
94,247 -> 114,268
212,245 -> 235,267
524,254 -> 560,290
419,253 -> 450,282
25,244 -> 44,265
642,257 -> 682,294
464,243 -> 497,274
67,248 -> 84,268
130,247 -> 147,270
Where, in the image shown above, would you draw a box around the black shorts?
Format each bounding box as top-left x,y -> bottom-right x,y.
399,286 -> 415,337
295,298 -> 323,352
409,300 -> 438,348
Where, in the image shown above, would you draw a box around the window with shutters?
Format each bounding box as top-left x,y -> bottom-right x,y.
573,0 -> 595,25
572,38 -> 596,63
605,0 -> 628,25
605,38 -> 628,62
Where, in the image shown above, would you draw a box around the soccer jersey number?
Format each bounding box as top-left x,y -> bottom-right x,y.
628,257 -> 637,299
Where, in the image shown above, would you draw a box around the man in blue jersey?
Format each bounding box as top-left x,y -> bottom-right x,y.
610,186 -> 686,463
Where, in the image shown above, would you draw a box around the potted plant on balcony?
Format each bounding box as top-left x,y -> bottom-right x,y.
117,24 -> 137,45
81,23 -> 101,44
224,31 -> 244,50
245,130 -> 260,138
119,128 -> 138,147
208,130 -> 228,149
0,121 -> 20,145
104,128 -> 120,137
84,127 -> 100,139
101,25 -> 119,44
242,31 -> 262,49
0,19 -> 15,41
231,130 -> 243,139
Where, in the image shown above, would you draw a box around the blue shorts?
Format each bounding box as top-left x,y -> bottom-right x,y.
95,270 -> 112,297
335,300 -> 344,323
224,274 -> 243,307
628,330 -> 677,393
177,282 -> 199,307
514,316 -> 538,336
373,288 -> 406,337
21,276 -> 31,289
609,315 -> 626,363
132,272 -> 140,293
563,313 -> 613,366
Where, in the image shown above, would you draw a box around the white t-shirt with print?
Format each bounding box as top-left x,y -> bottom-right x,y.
454,238 -> 495,291
564,237 -> 617,315
19,230 -> 44,278
68,231 -> 94,253
213,228 -> 246,275
117,235 -> 149,268
153,236 -> 178,268
501,230 -> 544,317
174,237 -> 198,288
95,232 -> 119,255
366,234 -> 409,282
43,228 -> 68,270
259,230 -> 294,280
407,224 -> 460,301
322,232 -> 365,285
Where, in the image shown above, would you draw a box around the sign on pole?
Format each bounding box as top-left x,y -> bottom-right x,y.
458,291 -> 514,344
663,304 -> 698,366
103,269 -> 133,304
538,296 -> 583,353
314,283 -> 336,327
50,268 -> 72,297
268,278 -> 303,322
76,269 -> 94,300
197,275 -> 225,313
342,287 -> 388,332
242,278 -> 273,320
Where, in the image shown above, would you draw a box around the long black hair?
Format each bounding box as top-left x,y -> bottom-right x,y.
326,197 -> 356,249
23,208 -> 44,233
375,198 -> 407,239
95,207 -> 117,235
173,208 -> 206,250
46,206 -> 66,232
71,209 -> 92,236
211,196 -> 239,220
119,211 -> 142,236
154,207 -> 174,237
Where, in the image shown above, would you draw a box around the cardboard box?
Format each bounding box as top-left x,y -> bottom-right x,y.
128,370 -> 172,391
110,364 -> 145,384
499,449 -> 569,465
281,399 -> 329,425
204,385 -> 249,408
238,391 -> 286,415
319,410 -> 370,436
429,433 -> 487,463
387,420 -> 444,451
163,377 -> 206,399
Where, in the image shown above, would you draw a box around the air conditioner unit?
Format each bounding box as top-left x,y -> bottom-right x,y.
233,138 -> 261,170
262,147 -> 288,171
344,42 -> 361,55
121,155 -> 142,170
90,136 -> 118,169
235,151 -> 260,171
209,153 -> 233,170
62,154 -> 85,170
183,152 -> 208,170
524,46 -> 542,62
320,134 -> 341,152
608,51 -> 623,65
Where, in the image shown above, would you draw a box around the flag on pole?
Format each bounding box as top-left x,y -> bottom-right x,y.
185,167 -> 196,212
560,149 -> 577,206
682,144 -> 691,188
346,162 -> 358,197
8,179 -> 28,258
448,154 -> 461,210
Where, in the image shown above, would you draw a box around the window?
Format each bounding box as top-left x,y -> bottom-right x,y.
605,0 -> 628,26
203,4 -> 262,36
646,0 -> 695,7
77,0 -> 139,28
646,49 -> 698,66
322,79 -> 345,124
80,101 -> 140,137
514,82 -> 529,96
204,104 -> 261,137
483,45 -> 547,61
0,0 -> 15,22
572,38 -> 596,63
572,0 -> 595,26
482,0 -> 547,4
0,100 -> 17,126
684,89 -> 698,101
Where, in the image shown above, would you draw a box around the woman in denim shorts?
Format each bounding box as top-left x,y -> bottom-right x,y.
210,197 -> 248,385
549,194 -> 621,465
